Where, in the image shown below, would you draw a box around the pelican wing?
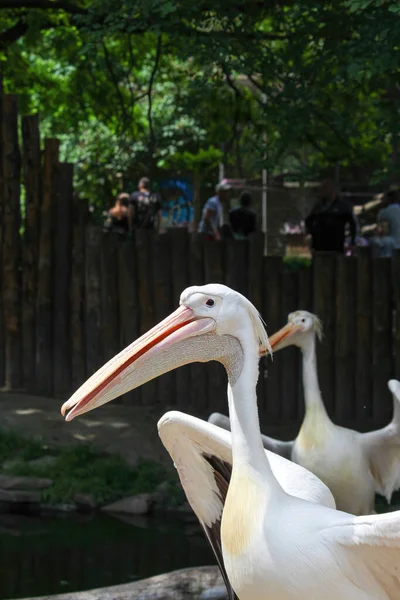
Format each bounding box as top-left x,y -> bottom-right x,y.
208,412 -> 294,460
158,412 -> 336,597
326,511 -> 400,599
361,380 -> 400,503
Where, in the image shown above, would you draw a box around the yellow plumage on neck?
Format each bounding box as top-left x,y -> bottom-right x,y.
296,402 -> 330,451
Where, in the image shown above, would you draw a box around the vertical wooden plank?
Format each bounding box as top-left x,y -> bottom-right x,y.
152,232 -> 175,408
248,233 -> 266,427
393,250 -> 400,379
0,80 -> 4,388
85,225 -> 103,377
224,240 -> 248,296
280,269 -> 299,423
372,257 -> 393,424
35,138 -> 59,395
171,230 -> 191,408
298,267 -> 313,311
204,240 -> 227,414
101,232 -> 120,362
53,163 -> 73,397
312,252 -> 336,418
70,194 -> 88,391
189,233 -> 207,415
356,247 -> 373,423
118,238 -> 141,406
2,95 -> 22,389
262,256 -> 283,424
135,229 -> 156,405
21,114 -> 41,391
335,256 -> 357,423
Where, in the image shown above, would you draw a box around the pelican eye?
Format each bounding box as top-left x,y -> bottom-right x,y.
301,318 -> 306,323
206,299 -> 215,307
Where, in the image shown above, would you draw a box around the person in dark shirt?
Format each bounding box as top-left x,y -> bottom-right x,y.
128,177 -> 162,232
228,192 -> 257,240
305,181 -> 356,253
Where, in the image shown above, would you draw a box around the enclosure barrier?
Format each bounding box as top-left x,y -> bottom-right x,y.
1,92 -> 400,437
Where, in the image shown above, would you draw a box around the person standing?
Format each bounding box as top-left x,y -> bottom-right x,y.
305,180 -> 357,253
198,185 -> 223,240
228,192 -> 257,240
103,193 -> 130,235
128,177 -> 162,233
377,188 -> 400,249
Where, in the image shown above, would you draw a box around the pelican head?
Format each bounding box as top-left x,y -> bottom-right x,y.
266,310 -> 323,353
61,284 -> 270,421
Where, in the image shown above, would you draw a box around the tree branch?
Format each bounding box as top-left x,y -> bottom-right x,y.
147,34 -> 162,154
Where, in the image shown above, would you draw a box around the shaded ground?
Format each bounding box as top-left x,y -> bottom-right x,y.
0,392 -> 171,467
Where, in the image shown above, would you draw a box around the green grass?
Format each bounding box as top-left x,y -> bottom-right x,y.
0,429 -> 177,506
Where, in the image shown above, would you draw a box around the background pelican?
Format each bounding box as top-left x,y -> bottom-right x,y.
62,286 -> 400,599
211,310 -> 400,516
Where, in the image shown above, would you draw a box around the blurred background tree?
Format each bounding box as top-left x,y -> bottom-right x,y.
1,0 -> 399,209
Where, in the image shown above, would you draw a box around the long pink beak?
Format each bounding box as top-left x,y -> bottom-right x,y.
61,305 -> 215,421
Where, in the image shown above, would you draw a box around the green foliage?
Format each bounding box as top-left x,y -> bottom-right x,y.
0,429 -> 172,505
1,0 -> 400,208
0,429 -> 45,463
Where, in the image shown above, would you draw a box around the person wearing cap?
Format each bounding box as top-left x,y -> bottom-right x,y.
198,184 -> 223,240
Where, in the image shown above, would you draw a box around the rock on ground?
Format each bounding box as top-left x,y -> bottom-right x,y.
12,566 -> 227,600
102,493 -> 154,515
0,475 -> 53,490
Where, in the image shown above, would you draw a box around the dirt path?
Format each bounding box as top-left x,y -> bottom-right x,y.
0,392 -> 173,467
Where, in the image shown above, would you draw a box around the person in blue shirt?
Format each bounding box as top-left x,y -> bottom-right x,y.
198,186 -> 223,240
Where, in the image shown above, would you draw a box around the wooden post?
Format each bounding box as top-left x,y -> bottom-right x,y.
101,232 -> 121,364
189,232 -> 207,414
85,225 -> 103,377
312,252 -> 336,418
224,240 -> 248,296
53,163 -> 73,397
135,229 -> 156,405
21,114 -> 41,390
393,250 -> 400,379
35,138 -> 59,395
0,80 -> 4,387
118,237 -> 140,405
204,240 -> 226,414
2,95 -> 22,389
171,229 -> 191,408
372,258 -> 393,424
70,194 -> 88,390
152,232 -> 175,408
281,269 -> 299,423
335,256 -> 357,422
356,247 -> 373,423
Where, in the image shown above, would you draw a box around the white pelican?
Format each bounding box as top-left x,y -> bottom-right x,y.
268,311 -> 400,515
210,311 -> 400,516
62,286 -> 400,599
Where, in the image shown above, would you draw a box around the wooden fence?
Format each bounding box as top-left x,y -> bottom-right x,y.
1,92 -> 400,436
